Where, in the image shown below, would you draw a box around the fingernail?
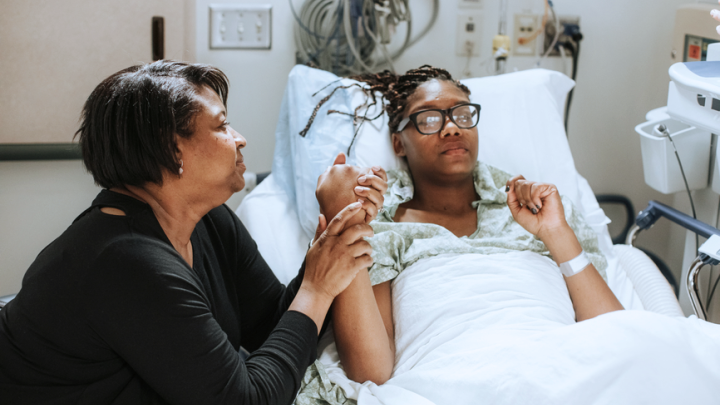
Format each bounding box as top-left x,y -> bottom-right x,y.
372,166 -> 381,172
358,176 -> 367,183
505,186 -> 509,192
536,204 -> 541,210
357,198 -> 365,204
355,186 -> 367,193
350,202 -> 362,208
532,208 -> 537,215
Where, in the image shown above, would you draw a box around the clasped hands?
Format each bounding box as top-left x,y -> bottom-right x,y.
303,153 -> 388,300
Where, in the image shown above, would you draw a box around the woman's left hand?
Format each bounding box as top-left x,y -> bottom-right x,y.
506,175 -> 569,240
328,153 -> 388,223
712,3 -> 720,35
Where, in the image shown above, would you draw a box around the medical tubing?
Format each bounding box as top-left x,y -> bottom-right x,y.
292,0 -> 436,76
290,0 -> 326,39
498,0 -> 508,35
405,0 -> 438,49
664,128 -> 699,253
343,0 -> 377,73
359,1 -> 399,73
294,0 -> 340,68
536,1 -> 561,67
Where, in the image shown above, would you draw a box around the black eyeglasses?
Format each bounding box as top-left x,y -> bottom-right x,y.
397,103 -> 481,135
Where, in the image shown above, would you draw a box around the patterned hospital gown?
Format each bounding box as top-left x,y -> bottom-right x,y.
294,161 -> 607,405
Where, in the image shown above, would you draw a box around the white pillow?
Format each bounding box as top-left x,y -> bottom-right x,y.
271,65 -> 607,239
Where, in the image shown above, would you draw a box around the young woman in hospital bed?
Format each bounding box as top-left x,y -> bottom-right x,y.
239,64 -> 720,404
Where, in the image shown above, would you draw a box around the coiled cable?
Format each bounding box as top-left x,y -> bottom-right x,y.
292,0 -> 439,76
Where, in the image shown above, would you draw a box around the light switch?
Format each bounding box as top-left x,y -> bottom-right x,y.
210,4 -> 271,49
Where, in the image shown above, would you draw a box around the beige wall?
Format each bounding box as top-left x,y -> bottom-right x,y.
0,0 -> 191,144
0,0 -> 195,296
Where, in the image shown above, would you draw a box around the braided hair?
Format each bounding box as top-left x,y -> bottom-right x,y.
300,65 -> 471,143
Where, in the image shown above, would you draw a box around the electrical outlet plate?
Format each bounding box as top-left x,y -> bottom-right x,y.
513,14 -> 539,56
456,12 -> 483,57
209,4 -> 272,49
543,15 -> 580,56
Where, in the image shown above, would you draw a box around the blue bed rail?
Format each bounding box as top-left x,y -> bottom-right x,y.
634,200 -> 720,239
630,200 -> 720,320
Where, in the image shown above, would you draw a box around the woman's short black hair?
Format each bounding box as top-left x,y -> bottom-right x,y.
75,60 -> 229,189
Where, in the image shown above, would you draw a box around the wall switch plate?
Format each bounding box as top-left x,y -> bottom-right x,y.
513,14 -> 539,56
209,4 -> 272,49
458,0 -> 483,9
456,12 -> 483,57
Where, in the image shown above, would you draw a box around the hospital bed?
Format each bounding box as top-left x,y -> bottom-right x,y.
236,65 -> 720,404
237,65 -> 683,318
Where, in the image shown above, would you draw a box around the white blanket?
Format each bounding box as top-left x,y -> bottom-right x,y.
314,252 -> 720,405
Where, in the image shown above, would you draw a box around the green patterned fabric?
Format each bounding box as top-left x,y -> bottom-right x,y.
366,161 -> 607,286
293,161 -> 607,405
294,360 -> 356,405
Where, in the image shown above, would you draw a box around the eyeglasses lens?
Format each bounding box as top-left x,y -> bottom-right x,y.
415,105 -> 479,134
416,112 -> 443,134
452,105 -> 478,128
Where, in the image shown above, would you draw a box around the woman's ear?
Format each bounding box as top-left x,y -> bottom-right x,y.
392,132 -> 406,157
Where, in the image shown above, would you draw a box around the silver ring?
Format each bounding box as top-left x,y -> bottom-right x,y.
378,207 -> 385,214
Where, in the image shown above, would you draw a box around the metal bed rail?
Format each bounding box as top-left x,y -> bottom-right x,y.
626,200 -> 720,320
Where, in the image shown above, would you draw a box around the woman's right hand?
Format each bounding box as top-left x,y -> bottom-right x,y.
302,202 -> 375,301
713,3 -> 720,35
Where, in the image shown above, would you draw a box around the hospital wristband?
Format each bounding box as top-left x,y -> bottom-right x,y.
558,250 -> 590,277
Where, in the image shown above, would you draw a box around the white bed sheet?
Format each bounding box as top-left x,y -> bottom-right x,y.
310,252 -> 720,405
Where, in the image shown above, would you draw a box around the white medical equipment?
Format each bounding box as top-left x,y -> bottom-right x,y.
633,40 -> 720,321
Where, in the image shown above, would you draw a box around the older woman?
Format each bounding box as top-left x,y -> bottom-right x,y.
0,61 -> 387,405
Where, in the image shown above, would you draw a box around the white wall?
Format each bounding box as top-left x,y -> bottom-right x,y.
0,0 -> 713,297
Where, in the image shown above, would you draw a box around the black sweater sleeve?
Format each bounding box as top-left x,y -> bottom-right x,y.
210,205 -> 308,353
84,237 -> 317,405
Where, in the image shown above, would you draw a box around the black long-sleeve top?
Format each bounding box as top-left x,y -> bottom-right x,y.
0,189 -> 318,404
